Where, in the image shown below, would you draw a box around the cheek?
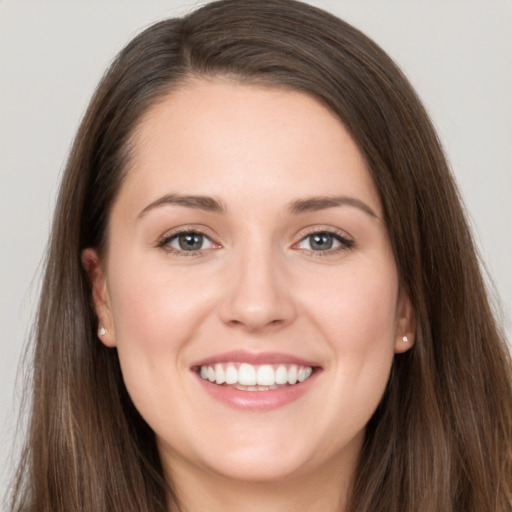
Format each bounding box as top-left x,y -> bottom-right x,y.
309,263 -> 398,344
304,266 -> 398,436
105,259 -> 218,430
305,262 -> 399,397
106,257 -> 215,371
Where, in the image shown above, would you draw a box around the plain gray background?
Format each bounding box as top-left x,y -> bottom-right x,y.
1,0 -> 511,505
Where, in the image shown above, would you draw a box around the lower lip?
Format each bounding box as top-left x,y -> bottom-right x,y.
194,371 -> 320,411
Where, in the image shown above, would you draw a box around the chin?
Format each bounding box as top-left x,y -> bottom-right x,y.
201,450 -> 311,483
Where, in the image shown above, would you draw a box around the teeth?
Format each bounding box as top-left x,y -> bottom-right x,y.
239,363 -> 257,386
256,365 -> 275,386
225,364 -> 238,385
275,365 -> 288,385
198,362 -> 314,389
287,365 -> 298,385
297,367 -> 312,382
214,363 -> 225,384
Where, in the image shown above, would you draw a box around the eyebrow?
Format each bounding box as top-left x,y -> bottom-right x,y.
138,194 -> 227,218
137,193 -> 377,219
287,196 -> 378,218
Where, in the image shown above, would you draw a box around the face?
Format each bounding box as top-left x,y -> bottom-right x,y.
84,79 -> 414,487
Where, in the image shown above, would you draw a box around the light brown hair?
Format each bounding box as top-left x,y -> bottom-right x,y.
9,1 -> 512,510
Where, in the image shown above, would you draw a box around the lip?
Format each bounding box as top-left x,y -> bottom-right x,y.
191,350 -> 322,411
191,350 -> 320,368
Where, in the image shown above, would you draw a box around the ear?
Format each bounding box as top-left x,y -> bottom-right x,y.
394,287 -> 416,354
81,248 -> 116,347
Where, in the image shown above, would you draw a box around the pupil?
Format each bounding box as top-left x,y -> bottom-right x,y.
311,233 -> 333,250
178,233 -> 203,251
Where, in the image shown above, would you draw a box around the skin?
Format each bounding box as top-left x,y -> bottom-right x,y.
83,79 -> 414,512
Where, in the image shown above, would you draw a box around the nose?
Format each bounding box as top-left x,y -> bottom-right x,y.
218,243 -> 297,333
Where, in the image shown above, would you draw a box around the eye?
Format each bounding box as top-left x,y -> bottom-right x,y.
295,231 -> 353,252
162,231 -> 217,253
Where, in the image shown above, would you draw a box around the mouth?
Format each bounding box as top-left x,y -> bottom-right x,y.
196,362 -> 315,391
191,351 -> 321,410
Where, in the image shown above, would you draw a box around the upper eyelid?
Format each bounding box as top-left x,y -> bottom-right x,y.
292,227 -> 355,255
157,225 -> 218,245
294,225 -> 353,242
157,230 -> 220,257
156,225 -> 354,249
165,231 -> 214,244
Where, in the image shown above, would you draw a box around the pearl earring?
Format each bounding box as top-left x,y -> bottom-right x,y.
402,336 -> 409,343
99,326 -> 107,336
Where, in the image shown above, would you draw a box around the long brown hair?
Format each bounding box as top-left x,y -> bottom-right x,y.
9,1 -> 512,510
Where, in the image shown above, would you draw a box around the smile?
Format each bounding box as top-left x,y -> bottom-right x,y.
192,351 -> 321,410
199,362 -> 314,390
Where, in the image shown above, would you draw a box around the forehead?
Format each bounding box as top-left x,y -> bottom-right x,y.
118,78 -> 381,216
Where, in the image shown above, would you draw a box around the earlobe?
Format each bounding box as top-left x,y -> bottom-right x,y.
394,288 -> 415,354
81,248 -> 116,347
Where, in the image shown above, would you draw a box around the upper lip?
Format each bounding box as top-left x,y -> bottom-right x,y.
191,350 -> 320,368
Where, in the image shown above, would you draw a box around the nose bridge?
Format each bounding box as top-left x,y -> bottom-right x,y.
219,232 -> 296,331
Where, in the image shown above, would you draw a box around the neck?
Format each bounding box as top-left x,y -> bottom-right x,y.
164,452 -> 356,512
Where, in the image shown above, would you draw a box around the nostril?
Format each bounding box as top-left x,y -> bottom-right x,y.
226,316 -> 288,332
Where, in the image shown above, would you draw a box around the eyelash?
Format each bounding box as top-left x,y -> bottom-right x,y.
294,227 -> 354,256
157,228 -> 217,257
157,227 -> 354,257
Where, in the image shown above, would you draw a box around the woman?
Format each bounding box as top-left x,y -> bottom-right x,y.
8,0 -> 512,510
